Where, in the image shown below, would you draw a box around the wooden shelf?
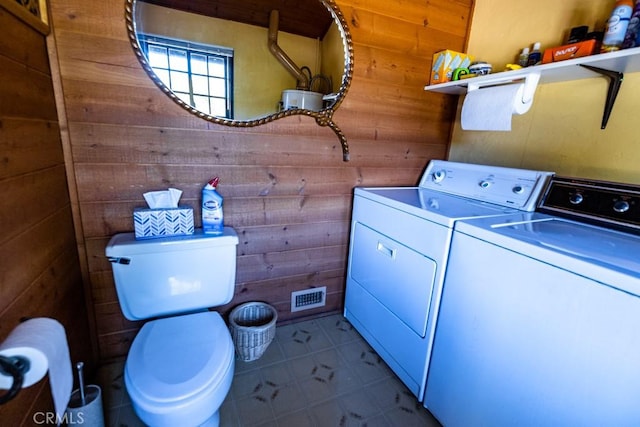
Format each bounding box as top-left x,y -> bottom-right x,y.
424,46 -> 640,94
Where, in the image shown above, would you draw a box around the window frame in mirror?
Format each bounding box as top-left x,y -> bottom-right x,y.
124,0 -> 354,161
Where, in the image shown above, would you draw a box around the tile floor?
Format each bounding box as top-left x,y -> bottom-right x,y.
96,313 -> 441,426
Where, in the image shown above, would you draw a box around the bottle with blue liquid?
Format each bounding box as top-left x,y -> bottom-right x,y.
202,177 -> 224,235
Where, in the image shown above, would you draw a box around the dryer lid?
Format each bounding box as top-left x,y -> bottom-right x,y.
126,311 -> 233,403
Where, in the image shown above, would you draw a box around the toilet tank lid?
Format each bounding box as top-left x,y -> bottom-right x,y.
106,227 -> 238,257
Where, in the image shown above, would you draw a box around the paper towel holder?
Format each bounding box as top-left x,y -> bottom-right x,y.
467,71 -> 541,105
0,355 -> 29,404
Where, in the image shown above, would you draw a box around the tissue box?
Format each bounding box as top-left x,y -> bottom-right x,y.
430,49 -> 474,85
133,206 -> 194,239
542,40 -> 599,64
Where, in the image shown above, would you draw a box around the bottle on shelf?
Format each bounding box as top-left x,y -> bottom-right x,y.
518,47 -> 530,67
601,0 -> 634,53
622,0 -> 640,49
527,42 -> 542,66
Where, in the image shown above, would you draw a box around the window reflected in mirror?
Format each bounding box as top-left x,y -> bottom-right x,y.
139,35 -> 234,118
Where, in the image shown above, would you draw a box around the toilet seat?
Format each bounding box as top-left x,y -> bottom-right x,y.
125,311 -> 234,408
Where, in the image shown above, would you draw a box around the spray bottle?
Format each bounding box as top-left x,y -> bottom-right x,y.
202,177 -> 224,235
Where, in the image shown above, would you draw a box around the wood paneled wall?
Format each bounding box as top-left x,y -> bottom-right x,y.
0,3 -> 93,425
47,0 -> 473,361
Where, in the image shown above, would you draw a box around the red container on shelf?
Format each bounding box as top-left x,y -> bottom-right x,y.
542,39 -> 600,64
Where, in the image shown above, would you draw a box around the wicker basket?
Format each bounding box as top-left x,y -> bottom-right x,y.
229,302 -> 278,362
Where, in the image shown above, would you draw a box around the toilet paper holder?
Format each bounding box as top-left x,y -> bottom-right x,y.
467,71 -> 541,105
0,355 -> 29,404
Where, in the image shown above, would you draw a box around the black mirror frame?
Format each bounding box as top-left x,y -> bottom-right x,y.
125,0 -> 354,161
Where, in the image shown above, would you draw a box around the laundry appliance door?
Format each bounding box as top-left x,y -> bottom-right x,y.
345,193 -> 451,400
425,217 -> 640,426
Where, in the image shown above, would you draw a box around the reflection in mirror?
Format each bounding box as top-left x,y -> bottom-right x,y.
125,0 -> 354,160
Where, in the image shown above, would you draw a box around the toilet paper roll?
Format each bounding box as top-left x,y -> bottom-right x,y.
461,83 -> 533,131
0,318 -> 72,424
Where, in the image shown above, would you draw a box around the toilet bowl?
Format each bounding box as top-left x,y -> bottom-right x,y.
106,228 -> 239,427
125,312 -> 234,427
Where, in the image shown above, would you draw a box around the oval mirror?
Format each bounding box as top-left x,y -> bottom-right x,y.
125,0 -> 354,160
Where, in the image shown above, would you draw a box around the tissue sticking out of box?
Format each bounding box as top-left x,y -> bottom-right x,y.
143,188 -> 182,209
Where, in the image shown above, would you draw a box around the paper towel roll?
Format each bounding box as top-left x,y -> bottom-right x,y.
461,83 -> 533,131
0,318 -> 72,424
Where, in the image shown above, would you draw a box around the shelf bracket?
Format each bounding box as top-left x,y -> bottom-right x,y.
579,64 -> 624,129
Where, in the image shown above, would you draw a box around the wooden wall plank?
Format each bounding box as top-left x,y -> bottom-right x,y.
79,195 -> 355,234
53,30 -> 143,70
0,166 -> 70,240
339,0 -> 472,32
0,55 -> 58,119
236,222 -> 350,255
0,246 -> 82,337
0,207 -> 77,307
235,245 -> 347,284
343,5 -> 468,54
71,164 -> 420,202
90,270 -> 119,304
98,329 -> 137,361
67,122 -> 444,166
0,7 -> 50,72
47,0 -> 127,37
0,118 -> 64,179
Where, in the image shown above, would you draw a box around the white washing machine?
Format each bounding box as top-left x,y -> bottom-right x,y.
425,176 -> 640,426
344,160 -> 553,401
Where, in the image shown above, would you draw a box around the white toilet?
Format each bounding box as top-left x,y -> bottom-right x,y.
105,227 -> 239,427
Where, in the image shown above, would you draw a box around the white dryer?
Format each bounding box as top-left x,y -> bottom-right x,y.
344,160 -> 552,401
425,176 -> 640,426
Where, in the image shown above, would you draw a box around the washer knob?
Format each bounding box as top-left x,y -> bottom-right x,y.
512,185 -> 524,194
432,170 -> 446,183
613,200 -> 630,213
569,193 -> 583,205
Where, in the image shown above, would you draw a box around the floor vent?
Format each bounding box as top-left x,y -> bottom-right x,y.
291,287 -> 327,312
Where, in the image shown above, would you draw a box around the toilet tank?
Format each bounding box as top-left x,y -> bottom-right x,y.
105,227 -> 239,321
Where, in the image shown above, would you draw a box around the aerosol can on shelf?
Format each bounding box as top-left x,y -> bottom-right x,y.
601,0 -> 634,52
202,177 -> 224,235
622,0 -> 640,48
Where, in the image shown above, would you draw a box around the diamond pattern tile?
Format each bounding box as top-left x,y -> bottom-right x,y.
95,314 -> 441,426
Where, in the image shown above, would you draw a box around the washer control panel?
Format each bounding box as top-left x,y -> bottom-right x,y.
420,160 -> 553,211
539,176 -> 640,233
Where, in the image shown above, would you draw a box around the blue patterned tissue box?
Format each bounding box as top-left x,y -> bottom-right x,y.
133,206 -> 194,239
